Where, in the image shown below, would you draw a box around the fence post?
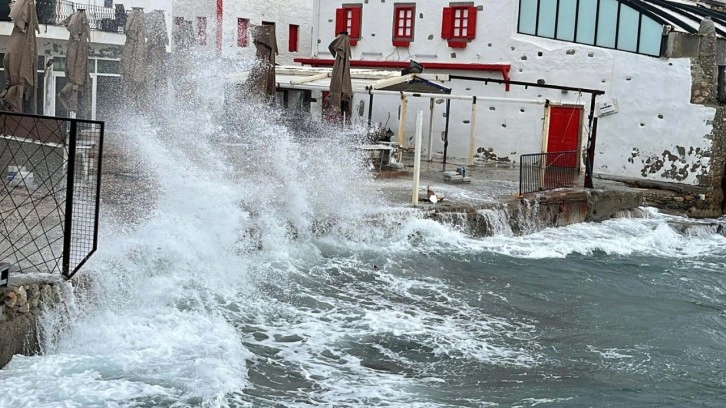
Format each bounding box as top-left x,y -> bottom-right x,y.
412,111 -> 424,206
62,119 -> 78,279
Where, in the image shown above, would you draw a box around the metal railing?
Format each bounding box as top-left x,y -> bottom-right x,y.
36,0 -> 124,33
519,151 -> 579,195
0,111 -> 104,280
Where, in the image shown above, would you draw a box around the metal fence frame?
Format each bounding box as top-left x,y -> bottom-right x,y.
519,151 -> 579,195
0,111 -> 104,280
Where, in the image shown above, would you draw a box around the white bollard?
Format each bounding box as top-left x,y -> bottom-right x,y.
412,111 -> 424,206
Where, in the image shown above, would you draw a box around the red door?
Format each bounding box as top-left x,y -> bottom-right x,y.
546,106 -> 581,168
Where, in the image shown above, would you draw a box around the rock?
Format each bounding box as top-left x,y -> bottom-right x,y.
360,359 -> 405,374
674,196 -> 685,203
17,303 -> 30,314
321,349 -> 340,360
5,291 -> 17,308
15,286 -> 27,306
40,285 -> 52,301
274,334 -> 304,343
252,332 -> 269,341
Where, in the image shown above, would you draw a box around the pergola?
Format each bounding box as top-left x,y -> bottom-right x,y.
226,65 -> 605,187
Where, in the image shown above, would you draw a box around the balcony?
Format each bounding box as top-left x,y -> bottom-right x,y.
33,1 -> 126,34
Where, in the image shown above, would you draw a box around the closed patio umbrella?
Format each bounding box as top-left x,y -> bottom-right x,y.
145,10 -> 168,92
0,0 -> 39,113
327,32 -> 352,121
58,9 -> 90,117
246,25 -> 277,100
121,7 -> 146,110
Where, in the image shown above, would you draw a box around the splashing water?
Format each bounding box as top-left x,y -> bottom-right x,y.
1,53 -> 725,408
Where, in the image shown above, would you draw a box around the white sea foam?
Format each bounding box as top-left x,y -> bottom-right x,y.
441,209 -> 726,259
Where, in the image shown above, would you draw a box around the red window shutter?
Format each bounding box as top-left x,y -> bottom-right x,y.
441,7 -> 453,39
289,24 -> 299,52
237,18 -> 249,47
466,6 -> 478,39
335,8 -> 346,34
350,7 -> 362,38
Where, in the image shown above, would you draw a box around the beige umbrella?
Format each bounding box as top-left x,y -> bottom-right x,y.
328,33 -> 352,120
121,7 -> 146,109
145,11 -> 168,89
170,20 -> 196,103
0,0 -> 39,113
246,25 -> 277,100
58,9 -> 90,117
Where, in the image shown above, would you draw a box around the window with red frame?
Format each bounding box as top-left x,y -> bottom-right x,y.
392,4 -> 415,47
197,16 -> 207,45
238,18 -> 249,47
289,24 -> 299,52
334,5 -> 362,45
441,5 -> 477,48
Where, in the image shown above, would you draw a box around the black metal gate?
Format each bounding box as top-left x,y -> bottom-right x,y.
519,151 -> 579,195
0,111 -> 104,280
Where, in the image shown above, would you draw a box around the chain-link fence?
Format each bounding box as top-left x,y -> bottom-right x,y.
0,112 -> 103,280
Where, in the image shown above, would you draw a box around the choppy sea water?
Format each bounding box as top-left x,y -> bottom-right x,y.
1,83 -> 725,407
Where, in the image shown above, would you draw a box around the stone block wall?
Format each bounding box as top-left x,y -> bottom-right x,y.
687,18 -> 726,217
0,276 -> 65,369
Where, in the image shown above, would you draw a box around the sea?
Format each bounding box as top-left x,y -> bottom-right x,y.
1,64 -> 725,408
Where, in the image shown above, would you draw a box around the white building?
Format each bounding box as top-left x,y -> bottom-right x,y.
299,0 -> 726,204
171,0 -> 313,64
0,0 -> 173,121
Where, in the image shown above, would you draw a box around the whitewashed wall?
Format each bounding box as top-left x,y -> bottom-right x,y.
172,0 -> 313,64
313,0 -> 716,185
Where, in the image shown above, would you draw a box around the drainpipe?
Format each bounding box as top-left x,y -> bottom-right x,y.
312,0 -> 321,57
216,0 -> 223,56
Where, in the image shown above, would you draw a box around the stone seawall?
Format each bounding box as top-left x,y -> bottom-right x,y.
0,274 -> 68,369
426,188 -> 645,236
